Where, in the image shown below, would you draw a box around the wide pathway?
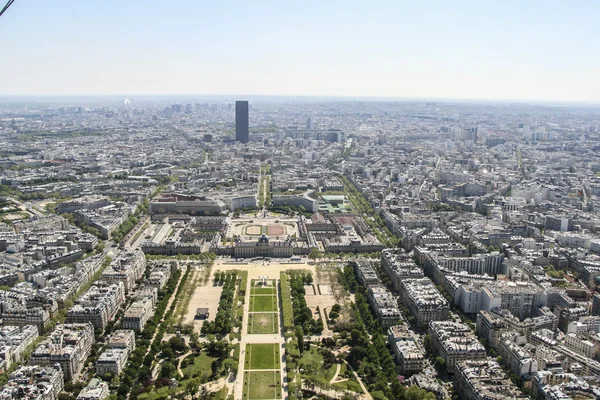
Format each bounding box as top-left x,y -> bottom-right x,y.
234,270 -> 287,400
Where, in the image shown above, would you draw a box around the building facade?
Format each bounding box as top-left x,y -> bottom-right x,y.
454,359 -> 528,400
429,321 -> 487,373
30,323 -> 95,381
235,100 -> 249,143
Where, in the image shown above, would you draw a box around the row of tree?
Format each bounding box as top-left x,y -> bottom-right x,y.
289,272 -> 323,336
145,252 -> 217,262
112,213 -> 140,243
201,272 -> 238,336
339,176 -> 399,247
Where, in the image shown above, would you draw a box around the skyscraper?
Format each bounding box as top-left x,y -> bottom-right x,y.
306,117 -> 314,130
236,101 -> 249,143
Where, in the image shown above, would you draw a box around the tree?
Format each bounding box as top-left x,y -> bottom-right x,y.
223,358 -> 237,375
161,344 -> 175,360
168,335 -> 187,353
138,366 -> 151,383
329,310 -> 339,321
308,248 -> 321,262
184,380 -> 199,397
391,381 -> 406,400
423,334 -> 433,354
320,348 -> 336,369
434,356 -> 446,373
405,385 -> 437,400
189,332 -> 199,349
295,326 -> 305,355
366,343 -> 380,364
160,361 -> 177,379
312,318 -> 324,335
207,339 -> 229,358
117,384 -> 129,398
348,346 -> 367,368
211,358 -> 223,376
350,328 -> 364,347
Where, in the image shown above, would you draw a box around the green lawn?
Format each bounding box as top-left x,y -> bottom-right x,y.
250,295 -> 278,312
138,386 -> 171,400
244,344 -> 280,370
298,346 -> 336,382
181,352 -> 217,379
212,387 -> 230,400
243,371 -> 281,399
332,362 -> 363,393
252,287 -> 276,295
248,313 -> 279,334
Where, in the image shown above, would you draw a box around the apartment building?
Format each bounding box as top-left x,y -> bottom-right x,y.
67,283 -> 125,329
367,284 -> 403,329
400,278 -> 449,325
76,378 -> 110,400
429,321 -> 487,373
122,298 -> 153,332
380,248 -> 424,291
0,325 -> 39,371
387,325 -> 425,375
30,323 -> 94,381
96,347 -> 129,376
498,332 -> 538,377
454,359 -> 528,400
0,365 -> 64,400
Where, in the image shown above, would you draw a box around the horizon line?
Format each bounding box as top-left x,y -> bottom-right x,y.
1,93 -> 600,106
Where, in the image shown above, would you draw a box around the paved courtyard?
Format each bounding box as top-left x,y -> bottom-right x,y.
229,218 -> 299,242
183,269 -> 223,333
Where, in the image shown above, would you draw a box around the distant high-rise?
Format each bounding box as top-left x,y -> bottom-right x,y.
462,126 -> 478,142
236,101 -> 249,143
593,294 -> 600,316
306,117 -> 314,130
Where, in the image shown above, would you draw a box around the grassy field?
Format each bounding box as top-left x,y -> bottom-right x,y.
297,345 -> 337,383
181,352 -> 218,379
212,387 -> 230,400
248,313 -> 279,334
252,287 -> 276,295
280,272 -> 294,332
332,362 -> 363,393
250,295 -> 278,312
243,371 -> 282,399
244,344 -> 280,370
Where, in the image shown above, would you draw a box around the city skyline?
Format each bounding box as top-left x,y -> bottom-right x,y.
1,1 -> 599,102
2,86 -> 600,400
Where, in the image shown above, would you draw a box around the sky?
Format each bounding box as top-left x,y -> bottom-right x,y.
1,0 -> 599,102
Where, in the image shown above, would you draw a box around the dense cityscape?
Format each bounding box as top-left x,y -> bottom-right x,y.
0,96 -> 599,400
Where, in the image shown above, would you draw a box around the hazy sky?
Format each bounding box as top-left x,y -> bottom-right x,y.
1,0 -> 599,102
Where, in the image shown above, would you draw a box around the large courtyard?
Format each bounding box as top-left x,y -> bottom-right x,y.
229,218 -> 299,241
